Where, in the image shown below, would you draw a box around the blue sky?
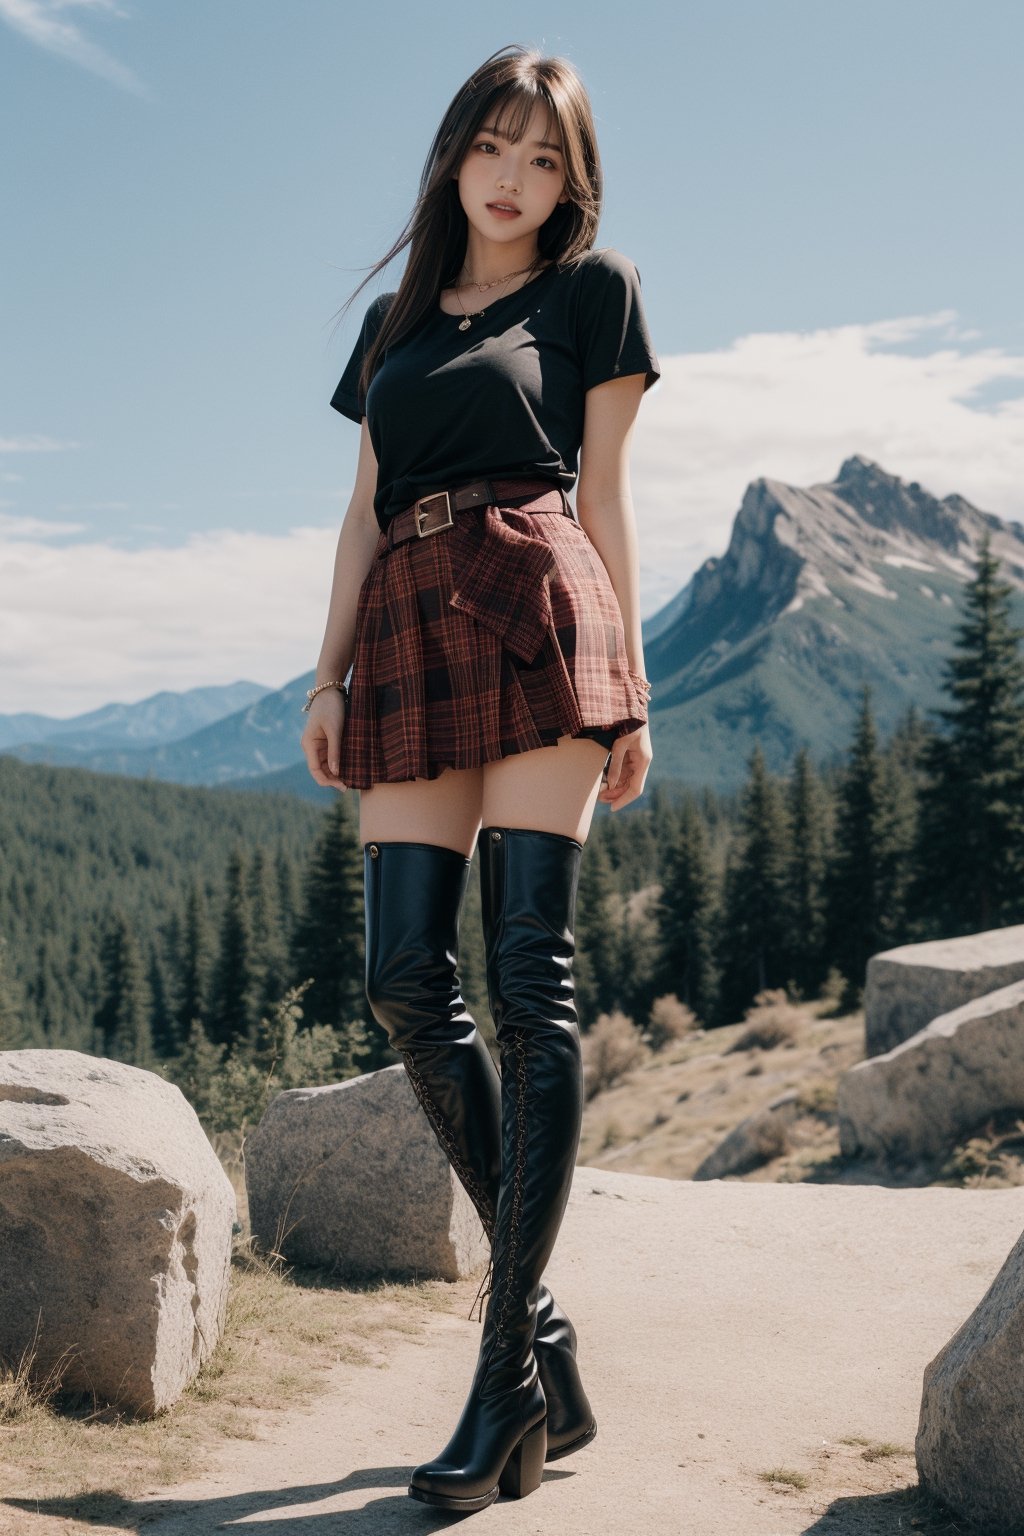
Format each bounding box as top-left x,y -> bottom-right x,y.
2,0 -> 1023,715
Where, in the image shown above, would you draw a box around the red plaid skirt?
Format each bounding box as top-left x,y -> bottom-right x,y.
339,480 -> 648,789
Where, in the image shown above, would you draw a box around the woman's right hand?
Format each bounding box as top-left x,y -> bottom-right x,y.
300,689 -> 349,791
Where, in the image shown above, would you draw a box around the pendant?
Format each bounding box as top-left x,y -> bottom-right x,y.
458,317 -> 472,331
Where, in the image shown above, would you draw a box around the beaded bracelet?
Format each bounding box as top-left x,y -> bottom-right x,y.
302,679 -> 349,713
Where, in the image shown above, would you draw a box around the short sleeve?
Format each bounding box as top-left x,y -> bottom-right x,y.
329,292 -> 395,423
575,248 -> 660,395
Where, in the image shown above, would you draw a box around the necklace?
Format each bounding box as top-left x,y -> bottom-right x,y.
450,257 -> 546,331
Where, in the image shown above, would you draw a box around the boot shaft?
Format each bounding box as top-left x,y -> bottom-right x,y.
477,825 -> 584,1042
475,825 -> 586,1376
362,839 -> 475,1051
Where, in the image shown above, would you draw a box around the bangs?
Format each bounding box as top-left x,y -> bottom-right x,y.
486,85 -> 561,150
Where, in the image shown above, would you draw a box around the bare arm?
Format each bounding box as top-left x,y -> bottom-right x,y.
315,418 -> 382,683
301,418 -> 380,790
574,372 -> 652,810
574,373 -> 647,677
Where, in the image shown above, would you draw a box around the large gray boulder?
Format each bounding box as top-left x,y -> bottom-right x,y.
864,925 -> 1024,1057
917,1223 -> 1024,1532
245,1064 -> 489,1281
839,980 -> 1024,1164
694,1089 -> 800,1179
0,1049 -> 236,1417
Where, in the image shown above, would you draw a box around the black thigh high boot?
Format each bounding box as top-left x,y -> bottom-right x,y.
407,825 -> 587,1510
362,840 -> 595,1463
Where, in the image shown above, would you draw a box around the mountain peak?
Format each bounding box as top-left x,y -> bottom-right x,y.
835,452 -> 887,485
826,457 -> 969,552
646,456 -> 1024,686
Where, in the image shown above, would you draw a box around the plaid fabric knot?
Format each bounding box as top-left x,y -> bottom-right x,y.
447,506 -> 560,664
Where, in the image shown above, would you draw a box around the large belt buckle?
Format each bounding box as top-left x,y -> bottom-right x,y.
415,489 -> 454,537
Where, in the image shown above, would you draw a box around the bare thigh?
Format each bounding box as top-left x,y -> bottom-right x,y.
359,764 -> 485,859
358,734 -> 609,854
481,734 -> 608,844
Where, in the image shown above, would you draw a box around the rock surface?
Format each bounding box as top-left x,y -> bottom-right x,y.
244,1063 -> 488,1281
694,1089 -> 800,1179
0,1049 -> 235,1417
917,1217 -> 1024,1533
863,925 -> 1024,1056
839,979 -> 1024,1164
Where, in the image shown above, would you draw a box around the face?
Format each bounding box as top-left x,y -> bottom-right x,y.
455,98 -> 570,247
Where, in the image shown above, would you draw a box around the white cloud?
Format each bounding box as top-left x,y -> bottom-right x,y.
0,521 -> 344,715
0,511 -> 87,537
0,434 -> 82,453
0,0 -> 147,96
630,309 -> 1024,616
2,310 -> 1024,716
54,500 -> 130,513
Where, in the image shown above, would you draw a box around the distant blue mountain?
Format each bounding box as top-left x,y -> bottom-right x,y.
0,680 -> 272,758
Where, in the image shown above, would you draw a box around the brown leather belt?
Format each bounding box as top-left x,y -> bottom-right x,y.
384,475 -> 572,553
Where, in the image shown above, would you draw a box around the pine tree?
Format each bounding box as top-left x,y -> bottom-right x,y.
275,846 -> 299,939
207,846 -> 260,1047
248,846 -> 290,1020
93,910 -> 154,1064
716,744 -> 792,1022
27,936 -> 56,1042
0,934 -> 31,1048
575,836 -> 622,1027
146,939 -> 178,1057
910,533 -> 1024,932
784,748 -> 829,999
175,880 -> 211,1044
173,1016 -> 228,1125
653,795 -> 720,1025
888,702 -> 931,778
824,685 -> 905,1005
290,802 -> 376,1062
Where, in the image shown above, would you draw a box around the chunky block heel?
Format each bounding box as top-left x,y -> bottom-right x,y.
498,1416 -> 547,1498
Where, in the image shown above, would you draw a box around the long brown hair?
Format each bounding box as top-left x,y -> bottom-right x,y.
330,43 -> 603,408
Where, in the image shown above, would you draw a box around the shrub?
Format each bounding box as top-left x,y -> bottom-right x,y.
165,982 -> 365,1134
644,993 -> 699,1052
582,1009 -> 651,1101
728,988 -> 801,1053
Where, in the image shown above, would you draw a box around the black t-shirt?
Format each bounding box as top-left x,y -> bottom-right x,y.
329,246 -> 661,531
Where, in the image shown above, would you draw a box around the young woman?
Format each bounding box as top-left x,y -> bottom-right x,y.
300,42 -> 660,1513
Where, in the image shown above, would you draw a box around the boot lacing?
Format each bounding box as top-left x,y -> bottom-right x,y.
403,1054 -> 498,1322
488,1025 -> 529,1350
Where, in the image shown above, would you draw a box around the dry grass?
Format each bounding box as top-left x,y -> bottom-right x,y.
751,1434 -> 982,1533
578,988 -> 1024,1192
578,992 -> 867,1181
937,1113 -> 1024,1189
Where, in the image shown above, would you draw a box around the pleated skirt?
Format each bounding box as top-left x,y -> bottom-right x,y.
338,482 -> 649,789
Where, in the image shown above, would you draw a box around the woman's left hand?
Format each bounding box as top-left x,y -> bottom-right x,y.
597,723 -> 652,811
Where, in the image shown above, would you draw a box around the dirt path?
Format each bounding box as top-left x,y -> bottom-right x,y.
110,1170 -> 1024,1531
